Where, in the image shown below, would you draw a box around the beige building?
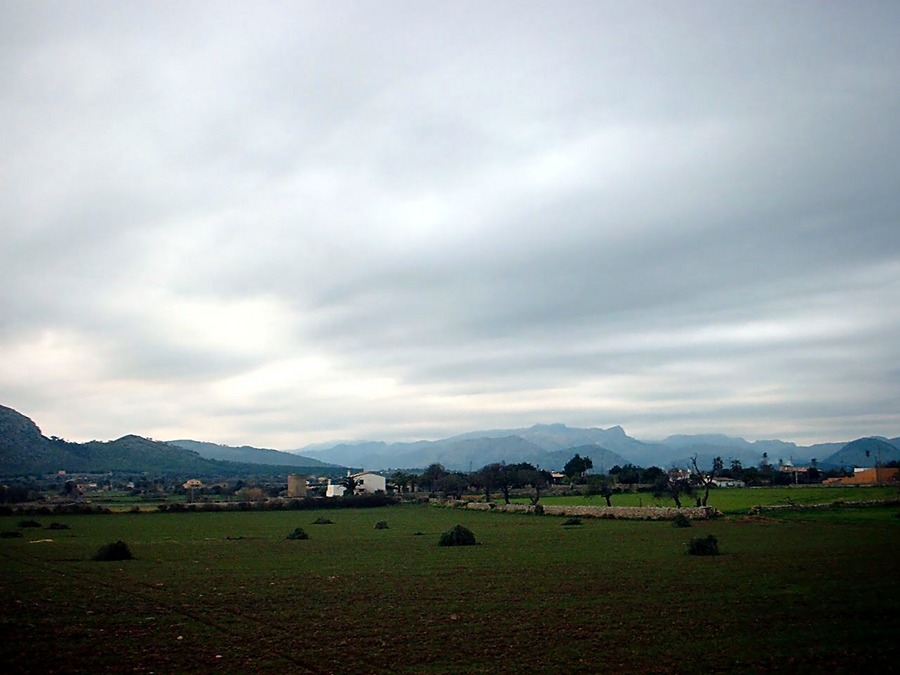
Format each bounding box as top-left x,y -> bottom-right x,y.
287,474 -> 307,497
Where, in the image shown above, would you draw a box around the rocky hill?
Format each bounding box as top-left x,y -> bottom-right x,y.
0,405 -> 343,477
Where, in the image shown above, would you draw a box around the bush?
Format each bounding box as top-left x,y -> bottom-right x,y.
92,541 -> 133,561
18,520 -> 41,528
374,521 -> 389,530
286,528 -> 310,540
687,535 -> 719,556
438,524 -> 478,547
533,504 -> 544,515
672,513 -> 692,528
562,517 -> 582,526
46,522 -> 70,530
312,517 -> 333,525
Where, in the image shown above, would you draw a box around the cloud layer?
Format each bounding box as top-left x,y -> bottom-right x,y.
2,2 -> 898,447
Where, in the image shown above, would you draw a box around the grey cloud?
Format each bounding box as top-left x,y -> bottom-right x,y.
1,2 -> 898,446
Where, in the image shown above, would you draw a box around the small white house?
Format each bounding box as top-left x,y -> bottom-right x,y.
353,471 -> 386,494
325,483 -> 346,498
325,471 -> 386,497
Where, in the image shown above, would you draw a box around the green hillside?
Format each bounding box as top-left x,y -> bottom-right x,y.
0,405 -> 342,477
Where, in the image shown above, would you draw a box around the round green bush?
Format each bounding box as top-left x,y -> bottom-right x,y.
374,521 -> 389,530
438,524 -> 478,547
687,534 -> 719,556
286,527 -> 310,540
92,540 -> 133,561
672,513 -> 692,528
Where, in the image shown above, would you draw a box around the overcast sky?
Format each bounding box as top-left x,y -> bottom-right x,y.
1,1 -> 898,449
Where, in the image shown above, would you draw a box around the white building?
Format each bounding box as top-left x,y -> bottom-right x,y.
326,471 -> 386,497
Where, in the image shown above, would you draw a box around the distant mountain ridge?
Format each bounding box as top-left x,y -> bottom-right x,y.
299,425 -> 900,472
168,439 -> 334,468
2,403 -> 897,476
0,404 -> 344,477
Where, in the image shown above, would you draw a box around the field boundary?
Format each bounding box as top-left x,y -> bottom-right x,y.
748,498 -> 900,514
438,500 -> 722,520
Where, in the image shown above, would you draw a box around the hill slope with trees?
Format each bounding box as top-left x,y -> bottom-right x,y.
0,405 -> 343,477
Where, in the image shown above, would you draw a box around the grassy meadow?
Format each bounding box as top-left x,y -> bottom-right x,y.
1,493 -> 898,673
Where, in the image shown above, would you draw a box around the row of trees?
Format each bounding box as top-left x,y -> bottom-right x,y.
391,462 -> 554,505
389,452 -> 847,508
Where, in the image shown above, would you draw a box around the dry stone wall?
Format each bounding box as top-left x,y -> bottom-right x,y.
437,500 -> 720,520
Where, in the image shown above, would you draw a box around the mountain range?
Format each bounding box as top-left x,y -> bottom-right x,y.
1,404 -> 898,477
0,404 -> 340,477
294,422 -> 900,471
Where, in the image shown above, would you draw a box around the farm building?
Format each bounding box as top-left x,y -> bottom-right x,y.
287,474 -> 307,497
822,467 -> 899,486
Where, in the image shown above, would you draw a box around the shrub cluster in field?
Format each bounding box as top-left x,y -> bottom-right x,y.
438,524 -> 478,546
93,540 -> 133,561
672,512 -> 692,528
286,528 -> 310,540
687,534 -> 719,556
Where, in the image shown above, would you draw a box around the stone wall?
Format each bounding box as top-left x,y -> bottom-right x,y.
435,500 -> 720,520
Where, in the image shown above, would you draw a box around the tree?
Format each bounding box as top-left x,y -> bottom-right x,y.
436,472 -> 469,500
390,471 -> 411,494
419,463 -> 448,493
563,454 -> 593,483
473,463 -> 502,502
515,463 -> 551,505
652,472 -> 694,508
496,463 -> 519,504
585,475 -> 615,506
690,455 -> 723,507
610,463 -> 643,484
340,473 -> 360,496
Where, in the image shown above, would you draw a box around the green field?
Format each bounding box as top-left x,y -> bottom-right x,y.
527,485 -> 900,514
2,498 -> 899,673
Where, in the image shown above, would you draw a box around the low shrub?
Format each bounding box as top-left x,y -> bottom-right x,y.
562,517 -> 582,526
312,517 -> 333,525
687,534 -> 719,556
46,522 -> 70,530
672,513 -> 692,528
533,504 -> 545,515
92,540 -> 133,561
374,521 -> 389,530
438,524 -> 478,547
286,528 -> 310,540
